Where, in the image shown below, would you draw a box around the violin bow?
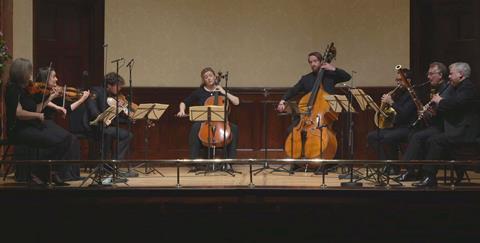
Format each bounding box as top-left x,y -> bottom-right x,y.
39,62 -> 53,111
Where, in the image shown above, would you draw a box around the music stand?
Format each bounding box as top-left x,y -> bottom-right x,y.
132,103 -> 169,175
189,105 -> 239,176
82,106 -> 130,187
349,88 -> 401,186
89,106 -> 117,126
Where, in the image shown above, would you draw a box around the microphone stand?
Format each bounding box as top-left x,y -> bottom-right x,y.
220,71 -> 240,176
339,71 -> 362,187
125,59 -> 139,177
111,58 -> 123,183
252,88 -> 274,175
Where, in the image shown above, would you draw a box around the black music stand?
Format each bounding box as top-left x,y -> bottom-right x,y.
81,107 -> 129,187
189,105 -> 240,176
132,103 -> 169,176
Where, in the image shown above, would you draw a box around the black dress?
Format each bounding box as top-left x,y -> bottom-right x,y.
5,83 -> 77,181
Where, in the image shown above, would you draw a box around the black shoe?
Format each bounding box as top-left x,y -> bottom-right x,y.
454,171 -> 465,185
52,174 -> 70,186
412,177 -> 437,187
119,170 -> 139,178
399,171 -> 420,181
112,177 -> 128,183
29,174 -> 46,187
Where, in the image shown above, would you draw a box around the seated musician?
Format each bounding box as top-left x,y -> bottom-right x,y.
366,69 -> 417,163
176,67 -> 240,160
276,51 -> 351,113
400,62 -> 449,181
35,67 -> 90,181
414,62 -> 480,187
84,72 -> 133,161
4,58 -> 76,186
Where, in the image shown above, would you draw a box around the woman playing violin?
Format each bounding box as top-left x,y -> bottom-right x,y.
4,58 -> 77,186
36,67 -> 90,119
34,67 -> 90,181
177,67 -> 240,159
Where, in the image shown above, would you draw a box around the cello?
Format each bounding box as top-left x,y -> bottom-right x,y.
284,43 -> 338,161
197,81 -> 233,148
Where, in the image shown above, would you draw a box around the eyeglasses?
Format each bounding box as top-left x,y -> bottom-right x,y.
426,71 -> 440,76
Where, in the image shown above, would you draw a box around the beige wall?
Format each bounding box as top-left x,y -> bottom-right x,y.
12,0 -> 409,87
106,0 -> 409,87
12,0 -> 32,61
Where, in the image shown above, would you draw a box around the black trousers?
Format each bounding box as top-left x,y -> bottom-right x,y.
99,126 -> 133,160
423,133 -> 465,178
12,120 -> 78,180
367,127 -> 410,160
403,126 -> 442,160
188,122 -> 238,159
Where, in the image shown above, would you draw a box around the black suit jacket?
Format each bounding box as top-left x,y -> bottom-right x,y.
282,68 -> 351,101
437,78 -> 480,142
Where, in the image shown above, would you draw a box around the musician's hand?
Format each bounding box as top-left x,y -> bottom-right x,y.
381,94 -> 394,105
49,89 -> 60,100
37,113 -> 45,122
277,100 -> 287,112
80,90 -> 90,102
320,63 -> 336,71
431,94 -> 442,104
56,106 -> 67,117
214,86 -> 226,95
176,110 -> 187,117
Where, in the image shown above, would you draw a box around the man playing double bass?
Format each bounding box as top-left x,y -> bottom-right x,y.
277,51 -> 352,113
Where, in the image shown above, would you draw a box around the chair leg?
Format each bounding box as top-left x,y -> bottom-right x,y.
1,145 -> 11,181
3,164 -> 12,181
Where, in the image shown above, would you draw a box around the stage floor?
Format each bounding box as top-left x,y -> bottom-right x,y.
2,164 -> 480,190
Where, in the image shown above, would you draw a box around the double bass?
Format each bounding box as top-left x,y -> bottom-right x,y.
197,83 -> 233,148
284,43 -> 338,160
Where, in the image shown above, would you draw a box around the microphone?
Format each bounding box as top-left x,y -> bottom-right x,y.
103,43 -> 108,48
110,57 -> 124,64
126,58 -> 135,67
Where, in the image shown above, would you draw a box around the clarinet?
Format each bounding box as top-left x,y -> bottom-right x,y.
411,82 -> 450,127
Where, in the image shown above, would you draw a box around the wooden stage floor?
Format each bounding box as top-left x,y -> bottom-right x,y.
2,164 -> 480,190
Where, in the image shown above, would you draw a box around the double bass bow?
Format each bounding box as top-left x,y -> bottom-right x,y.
284,43 -> 338,161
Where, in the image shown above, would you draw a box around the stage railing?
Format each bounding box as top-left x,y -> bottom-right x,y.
1,159 -> 479,189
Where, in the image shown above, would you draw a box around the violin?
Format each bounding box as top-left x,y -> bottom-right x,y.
26,81 -> 52,95
61,86 -> 96,102
284,43 -> 338,163
197,86 -> 232,148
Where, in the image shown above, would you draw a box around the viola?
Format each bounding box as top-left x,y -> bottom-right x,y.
197,87 -> 232,148
284,43 -> 338,164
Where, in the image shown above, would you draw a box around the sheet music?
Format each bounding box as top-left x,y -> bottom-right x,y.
132,103 -> 169,120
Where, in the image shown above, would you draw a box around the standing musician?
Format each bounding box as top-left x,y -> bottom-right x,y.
84,72 -> 133,161
276,51 -> 351,113
4,58 -> 76,186
414,62 -> 480,187
35,67 -> 90,181
176,67 -> 240,160
366,69 -> 417,161
400,62 -> 449,181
